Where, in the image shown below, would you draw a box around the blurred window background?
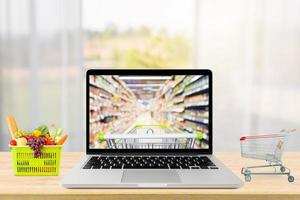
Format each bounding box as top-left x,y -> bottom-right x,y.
1,0 -> 300,151
83,0 -> 195,68
0,0 -> 83,151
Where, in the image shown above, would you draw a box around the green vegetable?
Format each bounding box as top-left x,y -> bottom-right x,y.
36,125 -> 49,135
15,130 -> 30,138
56,128 -> 63,137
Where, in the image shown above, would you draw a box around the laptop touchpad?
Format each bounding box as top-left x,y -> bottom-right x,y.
122,170 -> 181,183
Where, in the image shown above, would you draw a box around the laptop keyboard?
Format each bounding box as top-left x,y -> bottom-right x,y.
82,156 -> 218,169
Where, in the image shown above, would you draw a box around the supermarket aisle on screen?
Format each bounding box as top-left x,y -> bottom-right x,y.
89,75 -> 209,149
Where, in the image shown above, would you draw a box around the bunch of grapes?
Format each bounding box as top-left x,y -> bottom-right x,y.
28,137 -> 46,158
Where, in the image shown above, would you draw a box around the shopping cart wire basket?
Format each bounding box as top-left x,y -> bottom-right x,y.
97,124 -> 203,149
97,133 -> 203,149
240,129 -> 295,182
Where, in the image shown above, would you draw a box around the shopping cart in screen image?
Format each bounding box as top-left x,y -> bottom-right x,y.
97,124 -> 203,149
240,129 -> 295,182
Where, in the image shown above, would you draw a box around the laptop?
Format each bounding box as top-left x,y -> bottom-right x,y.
61,69 -> 243,188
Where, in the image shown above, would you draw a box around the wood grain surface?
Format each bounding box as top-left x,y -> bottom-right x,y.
0,152 -> 299,200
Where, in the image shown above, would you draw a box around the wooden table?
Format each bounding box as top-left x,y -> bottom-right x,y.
0,152 -> 299,200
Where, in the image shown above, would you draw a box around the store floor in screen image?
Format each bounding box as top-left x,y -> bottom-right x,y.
89,75 -> 210,150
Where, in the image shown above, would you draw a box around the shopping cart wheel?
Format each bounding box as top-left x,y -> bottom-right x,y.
245,175 -> 251,182
241,167 -> 245,174
288,176 -> 294,183
280,166 -> 286,173
241,167 -> 249,174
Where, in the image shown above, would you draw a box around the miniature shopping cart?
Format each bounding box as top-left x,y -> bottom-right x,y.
97,124 -> 203,149
240,129 -> 295,182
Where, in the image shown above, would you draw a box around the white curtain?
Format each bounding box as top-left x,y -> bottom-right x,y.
195,0 -> 300,151
1,0 -> 299,152
0,0 -> 83,151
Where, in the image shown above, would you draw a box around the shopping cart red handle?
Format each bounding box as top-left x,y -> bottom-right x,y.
240,134 -> 286,141
240,129 -> 296,141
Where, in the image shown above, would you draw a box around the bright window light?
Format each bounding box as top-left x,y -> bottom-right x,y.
82,0 -> 195,69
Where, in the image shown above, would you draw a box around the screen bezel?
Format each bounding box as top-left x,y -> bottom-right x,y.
86,69 -> 213,155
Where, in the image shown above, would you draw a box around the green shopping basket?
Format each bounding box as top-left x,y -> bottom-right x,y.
10,145 -> 63,176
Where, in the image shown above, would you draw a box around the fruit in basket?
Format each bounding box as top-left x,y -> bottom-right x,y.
46,139 -> 56,145
45,133 -> 50,139
16,137 -> 28,146
45,136 -> 56,145
28,136 -> 46,158
33,130 -> 42,138
10,139 -> 17,146
6,115 -> 68,157
56,135 -> 68,145
26,135 -> 35,141
15,130 -> 30,139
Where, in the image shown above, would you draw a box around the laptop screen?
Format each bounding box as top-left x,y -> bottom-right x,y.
88,73 -> 210,151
